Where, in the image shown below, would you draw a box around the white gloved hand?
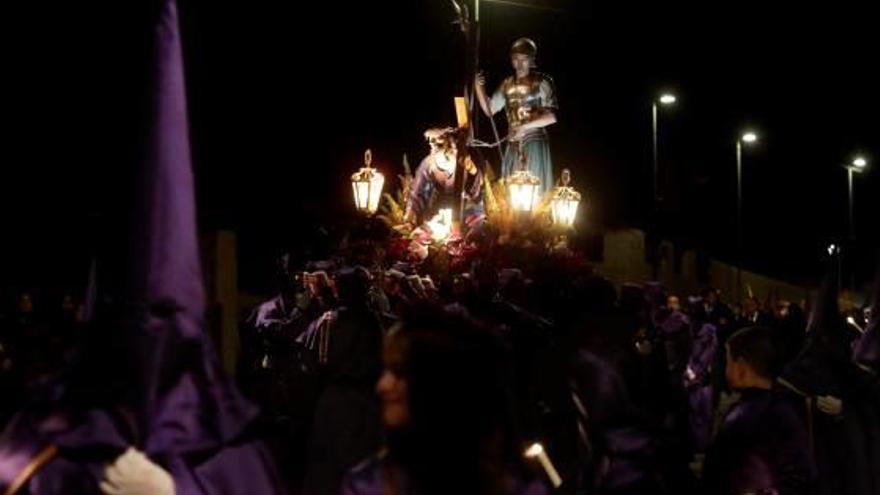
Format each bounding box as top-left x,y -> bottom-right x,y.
816,395 -> 843,416
100,447 -> 175,495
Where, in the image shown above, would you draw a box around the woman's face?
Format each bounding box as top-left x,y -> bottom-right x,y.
511,53 -> 532,78
377,339 -> 410,428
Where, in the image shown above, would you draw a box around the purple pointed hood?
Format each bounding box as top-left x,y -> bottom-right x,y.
126,0 -> 257,456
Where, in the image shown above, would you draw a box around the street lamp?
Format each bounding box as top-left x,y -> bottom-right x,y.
659,94 -> 676,105
845,155 -> 868,240
735,130 -> 759,300
652,92 -> 677,207
650,92 -> 677,279
843,155 -> 868,290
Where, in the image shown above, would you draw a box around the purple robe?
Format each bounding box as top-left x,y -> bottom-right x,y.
0,1 -> 284,492
302,305 -> 383,495
684,324 -> 717,452
702,388 -> 813,495
779,256 -> 876,495
854,254 -> 880,374
854,322 -> 879,375
658,311 -> 692,382
568,350 -> 663,493
405,153 -> 483,226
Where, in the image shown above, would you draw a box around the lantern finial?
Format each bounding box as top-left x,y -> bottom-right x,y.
364,149 -> 372,168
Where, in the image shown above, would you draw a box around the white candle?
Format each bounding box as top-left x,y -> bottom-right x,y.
524,443 -> 562,488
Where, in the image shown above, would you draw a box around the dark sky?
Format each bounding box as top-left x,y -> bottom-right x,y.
4,0 -> 878,295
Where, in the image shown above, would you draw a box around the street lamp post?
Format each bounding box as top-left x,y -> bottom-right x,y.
735,131 -> 758,301
846,156 -> 867,240
651,93 -> 676,279
652,93 -> 677,209
844,156 -> 868,290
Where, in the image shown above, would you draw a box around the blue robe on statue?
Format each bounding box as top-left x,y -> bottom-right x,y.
490,72 -> 557,194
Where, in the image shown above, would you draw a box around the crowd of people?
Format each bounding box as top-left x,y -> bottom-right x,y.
1,234 -> 878,495
0,289 -> 88,426
1,0 -> 876,490
234,223 -> 879,495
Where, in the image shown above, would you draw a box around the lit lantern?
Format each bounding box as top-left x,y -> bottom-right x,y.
507,147 -> 541,213
351,149 -> 385,214
426,208 -> 453,242
550,168 -> 581,228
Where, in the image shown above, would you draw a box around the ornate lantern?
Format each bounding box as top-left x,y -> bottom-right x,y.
351,149 -> 385,214
507,147 -> 541,213
550,168 -> 581,228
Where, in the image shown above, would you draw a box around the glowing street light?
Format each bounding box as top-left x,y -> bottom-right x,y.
735,129 -> 760,299
652,92 -> 678,206
844,155 -> 869,240
650,91 -> 678,278
659,93 -> 677,105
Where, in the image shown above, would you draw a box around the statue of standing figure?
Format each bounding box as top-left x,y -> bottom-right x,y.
475,37 -> 558,194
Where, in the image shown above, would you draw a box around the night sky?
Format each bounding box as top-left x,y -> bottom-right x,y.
4,0 -> 878,295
